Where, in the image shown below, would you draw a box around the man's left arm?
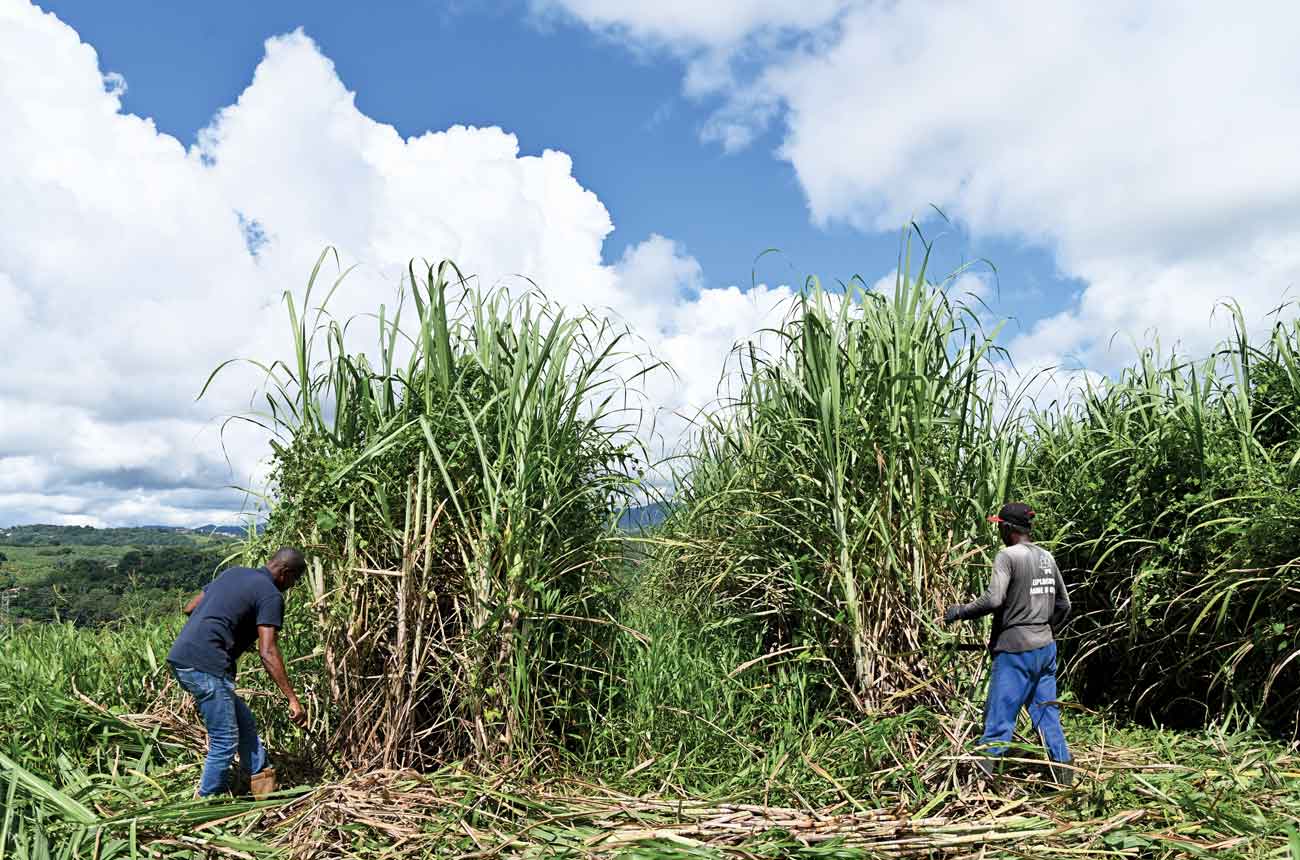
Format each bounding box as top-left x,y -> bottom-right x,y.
182,592 -> 203,615
1050,564 -> 1071,629
257,625 -> 306,724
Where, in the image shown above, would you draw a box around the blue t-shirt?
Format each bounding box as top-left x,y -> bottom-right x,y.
167,566 -> 285,679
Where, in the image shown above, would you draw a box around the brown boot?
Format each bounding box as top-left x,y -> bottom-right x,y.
249,767 -> 276,798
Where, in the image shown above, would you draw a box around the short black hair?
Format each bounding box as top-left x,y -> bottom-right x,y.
269,547 -> 306,576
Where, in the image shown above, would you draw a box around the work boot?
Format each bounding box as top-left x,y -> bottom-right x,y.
974,756 -> 996,781
1048,760 -> 1076,787
249,767 -> 276,798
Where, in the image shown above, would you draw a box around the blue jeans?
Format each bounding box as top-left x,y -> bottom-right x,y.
172,666 -> 268,796
979,642 -> 1071,764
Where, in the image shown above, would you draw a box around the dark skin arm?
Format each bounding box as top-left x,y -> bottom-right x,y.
257,625 -> 306,725
182,591 -> 203,615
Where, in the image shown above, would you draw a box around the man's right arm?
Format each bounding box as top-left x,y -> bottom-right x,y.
182,591 -> 203,615
950,552 -> 1011,622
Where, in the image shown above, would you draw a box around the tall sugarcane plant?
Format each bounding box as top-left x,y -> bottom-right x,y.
207,252 -> 657,767
654,233 -> 1021,711
1022,305 -> 1300,730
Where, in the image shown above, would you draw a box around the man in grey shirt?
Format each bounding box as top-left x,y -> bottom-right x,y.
943,502 -> 1074,784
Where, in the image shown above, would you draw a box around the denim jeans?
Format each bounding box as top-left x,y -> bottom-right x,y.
171,665 -> 268,796
978,641 -> 1071,764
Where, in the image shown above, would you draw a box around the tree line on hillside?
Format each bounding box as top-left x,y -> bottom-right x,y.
0,545 -> 229,627
0,524 -> 232,548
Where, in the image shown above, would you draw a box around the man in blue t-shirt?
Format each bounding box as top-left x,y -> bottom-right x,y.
167,547 -> 308,797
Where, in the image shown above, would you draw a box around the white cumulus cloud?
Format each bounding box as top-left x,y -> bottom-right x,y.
534,0 -> 847,48
549,0 -> 1300,378
0,2 -> 778,526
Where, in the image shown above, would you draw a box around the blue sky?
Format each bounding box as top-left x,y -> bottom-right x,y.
40,0 -> 1069,325
3,0 -> 1296,525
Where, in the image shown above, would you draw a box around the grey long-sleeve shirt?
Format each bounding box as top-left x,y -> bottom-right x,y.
959,541 -> 1071,653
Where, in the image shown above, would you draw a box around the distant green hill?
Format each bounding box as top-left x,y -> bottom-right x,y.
0,524 -> 236,548
0,525 -> 238,626
193,523 -> 264,537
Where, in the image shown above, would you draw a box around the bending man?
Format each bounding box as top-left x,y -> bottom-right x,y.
167,547 -> 308,797
943,503 -> 1074,785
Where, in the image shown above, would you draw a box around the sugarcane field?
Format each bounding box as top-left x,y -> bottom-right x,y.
3,2 -> 1300,858
3,243 -> 1298,858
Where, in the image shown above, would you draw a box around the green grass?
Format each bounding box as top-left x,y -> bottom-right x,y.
2,617 -> 1299,858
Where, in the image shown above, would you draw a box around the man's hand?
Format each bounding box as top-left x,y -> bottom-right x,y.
943,605 -> 964,626
288,696 -> 307,726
